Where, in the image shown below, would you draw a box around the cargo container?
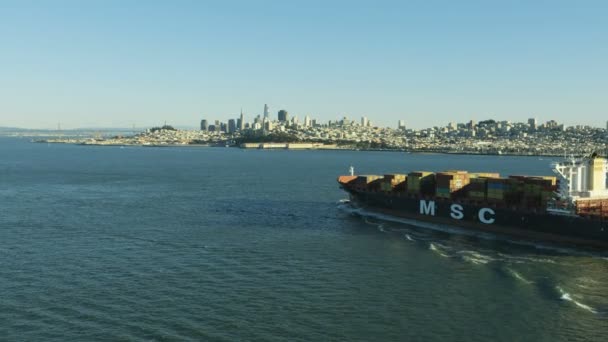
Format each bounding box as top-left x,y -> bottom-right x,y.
407,171 -> 435,194
470,172 -> 501,178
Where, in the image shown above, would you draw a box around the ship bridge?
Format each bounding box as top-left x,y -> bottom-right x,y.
552,155 -> 608,201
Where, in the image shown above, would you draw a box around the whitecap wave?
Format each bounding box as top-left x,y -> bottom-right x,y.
506,268 -> 534,284
557,286 -> 598,314
429,243 -> 451,258
497,253 -> 559,265
456,250 -> 496,265
461,255 -> 490,265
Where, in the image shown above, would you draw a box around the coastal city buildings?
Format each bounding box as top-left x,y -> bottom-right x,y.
37,105 -> 607,158
34,104 -> 608,156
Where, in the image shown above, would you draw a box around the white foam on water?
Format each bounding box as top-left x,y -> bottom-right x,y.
497,253 -> 559,265
506,268 -> 534,284
461,255 -> 489,265
557,286 -> 598,314
404,234 -> 414,241
457,250 -> 496,263
429,243 -> 451,258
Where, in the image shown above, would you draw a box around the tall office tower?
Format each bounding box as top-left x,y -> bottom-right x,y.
278,109 -> 289,122
398,120 -> 406,130
239,109 -> 245,130
263,104 -> 269,119
606,120 -> 608,130
228,119 -> 236,133
215,120 -> 220,128
468,120 -> 476,129
200,119 -> 208,131
528,118 -> 537,130
291,116 -> 299,125
304,115 -> 311,127
361,116 -> 369,127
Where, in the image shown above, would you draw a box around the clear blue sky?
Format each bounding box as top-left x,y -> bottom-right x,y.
1,0 -> 606,129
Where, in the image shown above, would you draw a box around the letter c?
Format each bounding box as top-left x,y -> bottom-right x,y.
478,208 -> 495,224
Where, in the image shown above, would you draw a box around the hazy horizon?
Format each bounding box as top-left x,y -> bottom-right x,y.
1,1 -> 606,129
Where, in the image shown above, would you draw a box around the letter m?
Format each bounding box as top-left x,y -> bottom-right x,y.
420,200 -> 436,216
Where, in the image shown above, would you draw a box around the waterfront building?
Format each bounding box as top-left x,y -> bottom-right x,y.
200,119 -> 208,131
278,110 -> 289,122
239,110 -> 245,130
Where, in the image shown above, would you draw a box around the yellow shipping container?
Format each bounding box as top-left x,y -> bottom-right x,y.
470,172 -> 501,178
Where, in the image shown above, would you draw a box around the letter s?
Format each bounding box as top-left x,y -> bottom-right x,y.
478,208 -> 495,224
450,204 -> 464,220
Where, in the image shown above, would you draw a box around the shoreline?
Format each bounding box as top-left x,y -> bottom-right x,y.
32,139 -> 567,157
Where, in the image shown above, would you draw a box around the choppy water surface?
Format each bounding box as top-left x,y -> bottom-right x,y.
1,137 -> 607,341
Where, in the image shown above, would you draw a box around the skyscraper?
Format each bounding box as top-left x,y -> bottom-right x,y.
528,118 -> 537,131
239,109 -> 245,130
200,119 -> 208,131
304,115 -> 311,127
398,120 -> 406,130
361,116 -> 369,127
264,120 -> 273,131
263,104 -> 269,120
278,110 -> 289,122
228,119 -> 236,133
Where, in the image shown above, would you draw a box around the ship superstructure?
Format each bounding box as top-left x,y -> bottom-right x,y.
552,155 -> 608,219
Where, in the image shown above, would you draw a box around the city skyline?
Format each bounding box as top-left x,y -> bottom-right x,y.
1,1 -> 607,129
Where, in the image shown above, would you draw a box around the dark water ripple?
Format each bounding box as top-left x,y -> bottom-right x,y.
1,138 -> 608,341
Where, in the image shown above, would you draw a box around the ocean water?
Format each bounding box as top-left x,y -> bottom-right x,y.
1,137 -> 607,341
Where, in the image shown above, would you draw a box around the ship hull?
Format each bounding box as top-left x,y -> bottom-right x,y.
343,188 -> 608,249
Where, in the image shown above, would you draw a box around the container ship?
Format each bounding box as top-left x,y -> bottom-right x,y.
337,155 -> 608,249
